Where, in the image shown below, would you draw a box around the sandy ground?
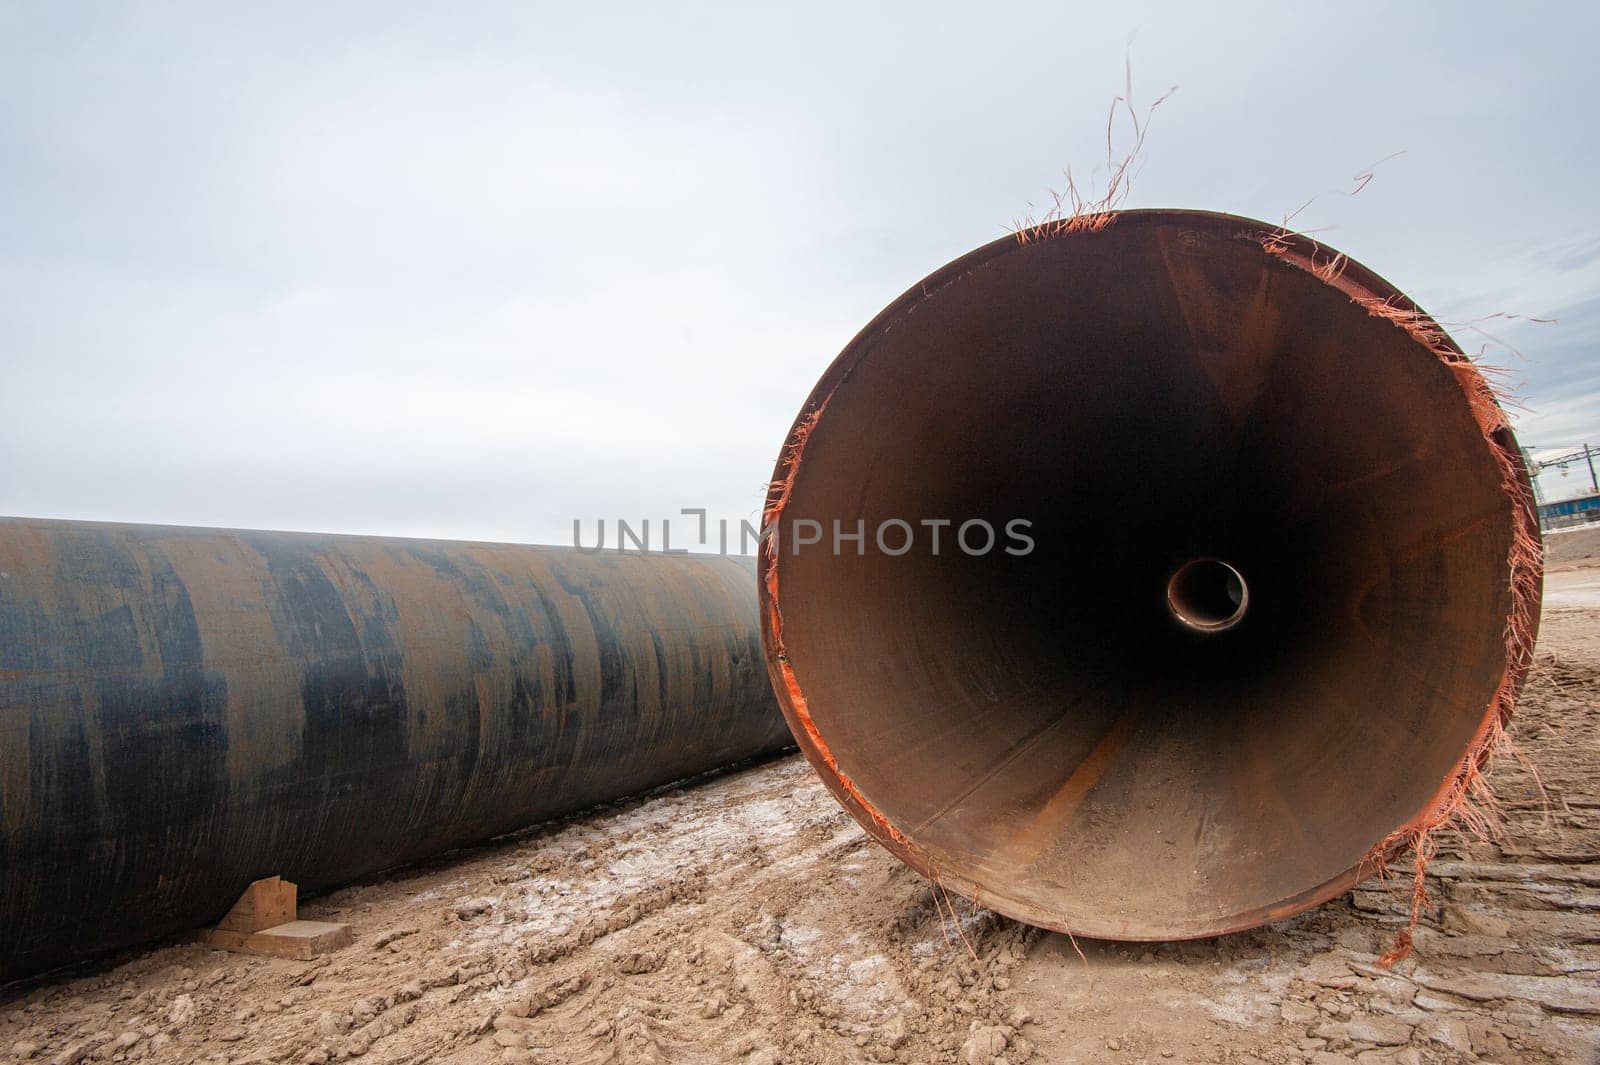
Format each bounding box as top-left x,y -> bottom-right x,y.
5,565 -> 1599,1065
1542,524 -> 1600,571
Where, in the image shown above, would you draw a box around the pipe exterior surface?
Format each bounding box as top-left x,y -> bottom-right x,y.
759,209 -> 1542,941
0,517 -> 790,982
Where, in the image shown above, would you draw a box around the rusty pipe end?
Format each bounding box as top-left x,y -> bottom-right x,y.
759,209 -> 1540,942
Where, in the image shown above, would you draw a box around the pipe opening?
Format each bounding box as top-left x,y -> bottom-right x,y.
762,212 -> 1530,940
1167,558 -> 1248,632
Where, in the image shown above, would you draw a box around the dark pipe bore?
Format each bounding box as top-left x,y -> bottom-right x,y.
1168,559 -> 1248,632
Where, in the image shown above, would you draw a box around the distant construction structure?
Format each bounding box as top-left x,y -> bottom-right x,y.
1530,443 -> 1600,530
1540,491 -> 1600,531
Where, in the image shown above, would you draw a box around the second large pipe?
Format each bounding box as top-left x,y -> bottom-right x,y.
0,518 -> 790,982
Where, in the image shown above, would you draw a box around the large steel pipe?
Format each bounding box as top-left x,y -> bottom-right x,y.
0,518 -> 790,981
759,210 -> 1541,940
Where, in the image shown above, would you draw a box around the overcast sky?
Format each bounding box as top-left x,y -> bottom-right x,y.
3,2 -> 1598,547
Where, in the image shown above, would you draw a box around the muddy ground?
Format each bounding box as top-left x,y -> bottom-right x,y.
5,558 -> 1599,1065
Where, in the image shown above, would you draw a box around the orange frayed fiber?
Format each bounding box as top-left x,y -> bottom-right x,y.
1011,62 -> 1176,244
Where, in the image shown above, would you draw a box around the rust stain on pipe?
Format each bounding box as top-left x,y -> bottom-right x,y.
758,209 -> 1541,942
0,518 -> 790,983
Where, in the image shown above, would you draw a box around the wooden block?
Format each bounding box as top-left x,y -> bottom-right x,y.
215,876 -> 297,933
206,876 -> 349,959
205,920 -> 352,960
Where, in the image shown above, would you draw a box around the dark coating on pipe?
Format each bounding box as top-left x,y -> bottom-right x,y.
0,517 -> 791,982
759,210 -> 1541,941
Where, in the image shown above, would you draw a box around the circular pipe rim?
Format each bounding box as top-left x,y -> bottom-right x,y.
757,208 -> 1542,941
